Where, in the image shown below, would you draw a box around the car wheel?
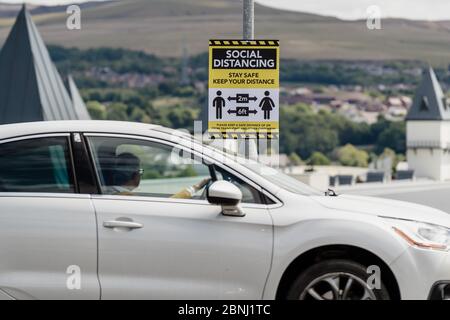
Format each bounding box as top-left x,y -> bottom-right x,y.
286,259 -> 391,300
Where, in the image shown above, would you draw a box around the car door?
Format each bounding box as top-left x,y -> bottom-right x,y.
0,134 -> 99,300
86,134 -> 274,299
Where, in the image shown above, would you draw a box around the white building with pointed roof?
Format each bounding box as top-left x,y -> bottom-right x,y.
406,67 -> 450,181
0,5 -> 90,124
67,74 -> 91,120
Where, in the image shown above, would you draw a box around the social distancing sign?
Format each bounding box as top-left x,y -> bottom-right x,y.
208,40 -> 280,139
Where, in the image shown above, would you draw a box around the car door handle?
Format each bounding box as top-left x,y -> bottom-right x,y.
103,220 -> 144,230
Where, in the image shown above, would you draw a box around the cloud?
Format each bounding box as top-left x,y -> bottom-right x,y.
256,0 -> 450,21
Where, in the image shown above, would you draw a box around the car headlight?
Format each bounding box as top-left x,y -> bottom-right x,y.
383,217 -> 450,251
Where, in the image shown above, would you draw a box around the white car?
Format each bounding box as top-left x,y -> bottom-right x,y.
0,121 -> 449,300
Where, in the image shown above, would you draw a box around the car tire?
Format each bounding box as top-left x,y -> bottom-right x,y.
286,259 -> 391,300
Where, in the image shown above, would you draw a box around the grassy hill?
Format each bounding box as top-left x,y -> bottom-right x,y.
1,0 -> 450,65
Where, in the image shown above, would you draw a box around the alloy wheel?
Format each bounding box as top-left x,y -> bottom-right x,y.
299,272 -> 377,300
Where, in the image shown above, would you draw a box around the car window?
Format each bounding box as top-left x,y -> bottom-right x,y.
0,137 -> 75,193
87,136 -> 213,200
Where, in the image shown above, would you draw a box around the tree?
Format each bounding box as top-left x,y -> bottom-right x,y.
130,108 -> 151,123
307,152 -> 331,166
335,144 -> 369,167
163,106 -> 199,131
86,101 -> 107,120
107,102 -> 128,121
280,104 -> 339,159
375,122 -> 406,155
369,115 -> 390,142
289,152 -> 304,166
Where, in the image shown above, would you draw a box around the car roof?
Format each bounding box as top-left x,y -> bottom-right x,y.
0,120 -> 185,141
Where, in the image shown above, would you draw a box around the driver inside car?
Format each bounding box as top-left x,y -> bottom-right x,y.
110,152 -> 143,195
111,152 -> 211,199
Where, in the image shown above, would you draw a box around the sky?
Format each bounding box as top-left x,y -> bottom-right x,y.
0,0 -> 101,5
1,0 -> 450,21
256,0 -> 450,21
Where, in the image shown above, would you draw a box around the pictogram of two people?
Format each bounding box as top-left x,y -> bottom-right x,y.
212,91 -> 275,120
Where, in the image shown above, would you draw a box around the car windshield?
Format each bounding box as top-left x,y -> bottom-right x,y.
183,135 -> 323,196
242,161 -> 323,196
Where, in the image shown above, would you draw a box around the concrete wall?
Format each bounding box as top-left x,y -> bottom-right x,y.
291,172 -> 329,191
407,149 -> 443,180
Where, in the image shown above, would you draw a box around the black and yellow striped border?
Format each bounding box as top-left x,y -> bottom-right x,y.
208,132 -> 279,140
209,40 -> 279,47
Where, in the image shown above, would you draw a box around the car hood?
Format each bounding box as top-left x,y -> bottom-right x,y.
311,194 -> 450,228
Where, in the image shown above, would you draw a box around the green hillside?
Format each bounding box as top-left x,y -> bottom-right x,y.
1,0 -> 450,65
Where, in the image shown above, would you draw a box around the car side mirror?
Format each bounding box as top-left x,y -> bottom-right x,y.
207,181 -> 245,217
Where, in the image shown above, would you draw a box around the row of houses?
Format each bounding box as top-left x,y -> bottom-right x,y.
282,86 -> 412,124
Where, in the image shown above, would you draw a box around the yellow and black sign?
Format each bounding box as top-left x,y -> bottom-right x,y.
208,40 -> 280,139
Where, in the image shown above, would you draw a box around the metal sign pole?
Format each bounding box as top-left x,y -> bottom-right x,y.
242,0 -> 258,160
243,0 -> 255,40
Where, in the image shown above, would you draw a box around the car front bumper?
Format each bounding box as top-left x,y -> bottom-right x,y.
389,246 -> 450,300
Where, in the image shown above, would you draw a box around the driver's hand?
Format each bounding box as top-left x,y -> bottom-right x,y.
193,178 -> 211,192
